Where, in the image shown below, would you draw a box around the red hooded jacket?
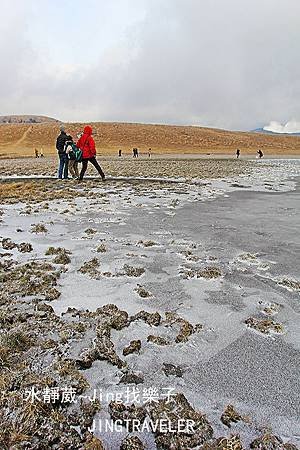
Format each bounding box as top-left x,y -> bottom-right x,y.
77,126 -> 96,159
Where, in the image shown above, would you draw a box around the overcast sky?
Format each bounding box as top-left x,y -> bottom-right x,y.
1,0 -> 300,131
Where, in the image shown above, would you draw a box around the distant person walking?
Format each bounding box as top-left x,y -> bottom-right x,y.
132,148 -> 139,158
257,149 -> 264,159
40,148 -> 44,158
34,148 -> 39,158
56,125 -> 71,179
118,149 -> 122,157
236,149 -> 240,159
77,125 -> 105,181
148,148 -> 152,158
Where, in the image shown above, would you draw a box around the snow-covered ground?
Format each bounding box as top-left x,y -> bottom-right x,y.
1,158 -> 299,449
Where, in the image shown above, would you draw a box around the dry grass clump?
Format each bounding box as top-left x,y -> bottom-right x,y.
84,228 -> 97,236
123,339 -> 141,356
202,435 -> 244,450
180,266 -> 222,279
137,240 -> 157,247
0,330 -> 33,352
131,310 -> 161,326
146,393 -> 213,448
78,258 -> 100,277
239,253 -> 257,261
52,253 -> 70,265
165,311 -> 203,343
221,404 -> 244,428
2,238 -> 17,250
96,243 -> 107,253
0,260 -> 60,300
198,267 -> 222,279
18,242 -> 33,253
147,335 -> 169,346
245,317 -> 284,335
1,238 -> 32,255
31,223 -> 48,233
179,250 -> 200,262
277,278 -> 300,291
120,436 -> 144,450
250,433 -> 298,450
134,284 -> 152,298
0,180 -> 84,204
45,246 -> 65,255
85,435 -> 105,450
260,302 -> 281,316
45,247 -> 71,265
123,264 -> 145,277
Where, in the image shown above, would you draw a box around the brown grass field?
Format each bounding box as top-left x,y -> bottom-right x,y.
0,121 -> 299,158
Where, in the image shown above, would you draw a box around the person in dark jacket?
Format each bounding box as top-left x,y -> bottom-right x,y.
257,149 -> 264,159
77,125 -> 105,181
236,149 -> 240,159
56,125 -> 71,179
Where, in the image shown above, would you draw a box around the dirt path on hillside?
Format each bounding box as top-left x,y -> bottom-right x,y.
11,125 -> 33,147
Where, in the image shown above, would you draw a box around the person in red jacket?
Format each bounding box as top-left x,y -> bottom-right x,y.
77,125 -> 105,181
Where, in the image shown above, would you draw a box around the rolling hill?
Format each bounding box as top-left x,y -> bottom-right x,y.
0,115 -> 59,125
0,121 -> 299,157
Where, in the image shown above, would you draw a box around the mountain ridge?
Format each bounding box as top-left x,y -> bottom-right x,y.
0,115 -> 59,124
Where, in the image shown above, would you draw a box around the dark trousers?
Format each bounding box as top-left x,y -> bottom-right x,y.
58,153 -> 69,179
79,157 -> 105,180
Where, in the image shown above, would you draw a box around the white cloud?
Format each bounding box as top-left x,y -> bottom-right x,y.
263,120 -> 300,134
1,0 -> 300,130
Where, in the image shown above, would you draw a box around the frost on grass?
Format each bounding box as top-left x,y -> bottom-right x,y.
245,317 -> 284,335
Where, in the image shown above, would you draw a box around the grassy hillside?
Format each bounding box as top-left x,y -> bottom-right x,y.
0,121 -> 299,157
